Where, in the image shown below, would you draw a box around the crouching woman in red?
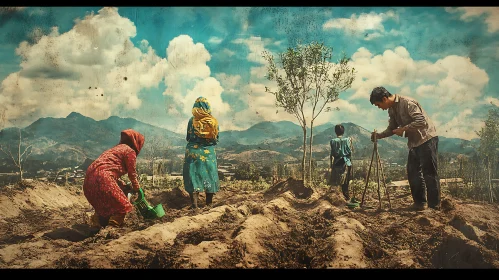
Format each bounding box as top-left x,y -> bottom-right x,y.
83,129 -> 145,228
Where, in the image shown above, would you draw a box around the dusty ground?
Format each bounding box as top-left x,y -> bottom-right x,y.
1,178 -> 498,269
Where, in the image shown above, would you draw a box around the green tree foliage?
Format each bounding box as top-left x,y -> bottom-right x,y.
444,108 -> 499,202
234,161 -> 260,181
262,42 -> 355,184
477,108 -> 499,202
261,163 -> 274,180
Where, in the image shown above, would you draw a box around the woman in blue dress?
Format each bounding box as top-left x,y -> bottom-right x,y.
183,96 -> 220,209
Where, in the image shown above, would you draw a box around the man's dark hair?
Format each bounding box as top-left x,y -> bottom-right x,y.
370,86 -> 392,104
335,124 -> 345,136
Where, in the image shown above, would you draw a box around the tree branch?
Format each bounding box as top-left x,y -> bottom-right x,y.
20,145 -> 32,159
0,145 -> 20,168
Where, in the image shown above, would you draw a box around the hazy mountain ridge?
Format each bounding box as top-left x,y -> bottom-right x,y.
0,112 -> 480,171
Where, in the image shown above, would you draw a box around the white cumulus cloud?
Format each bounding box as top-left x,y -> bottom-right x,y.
0,7 -> 168,128
323,10 -> 400,40
446,7 -> 499,33
161,35 -> 231,132
348,46 -> 489,107
208,36 -> 223,44
484,97 -> 499,107
433,109 -> 481,140
348,45 -> 492,140
232,36 -> 268,64
214,73 -> 241,94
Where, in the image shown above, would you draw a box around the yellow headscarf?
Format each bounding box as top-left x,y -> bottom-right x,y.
192,97 -> 219,139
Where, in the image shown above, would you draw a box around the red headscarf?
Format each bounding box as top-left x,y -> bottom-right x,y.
119,129 -> 145,155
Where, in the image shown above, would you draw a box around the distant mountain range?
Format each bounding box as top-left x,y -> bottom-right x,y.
0,112 -> 480,171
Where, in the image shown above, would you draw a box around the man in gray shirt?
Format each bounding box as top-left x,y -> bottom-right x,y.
369,86 -> 440,211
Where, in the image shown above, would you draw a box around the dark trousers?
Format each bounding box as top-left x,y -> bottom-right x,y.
407,136 -> 440,208
330,163 -> 352,200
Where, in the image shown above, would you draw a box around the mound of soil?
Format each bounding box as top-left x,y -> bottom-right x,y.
1,179 -> 499,268
264,178 -> 314,199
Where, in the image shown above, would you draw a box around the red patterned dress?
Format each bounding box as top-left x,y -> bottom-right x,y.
83,131 -> 144,218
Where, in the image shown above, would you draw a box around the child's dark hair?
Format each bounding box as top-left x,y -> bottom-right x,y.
335,124 -> 345,136
370,86 -> 392,104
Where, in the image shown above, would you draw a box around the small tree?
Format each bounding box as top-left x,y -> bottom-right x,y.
476,108 -> 499,203
263,46 -> 309,182
0,128 -> 33,182
263,41 -> 355,184
303,43 -> 355,183
142,135 -> 170,186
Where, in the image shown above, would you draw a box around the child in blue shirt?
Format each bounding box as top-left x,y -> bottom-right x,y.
329,124 -> 354,200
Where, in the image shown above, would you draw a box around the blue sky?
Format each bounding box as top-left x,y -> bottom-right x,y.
0,7 -> 498,140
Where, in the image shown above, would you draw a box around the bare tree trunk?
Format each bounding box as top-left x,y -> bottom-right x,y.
157,161 -> 163,186
152,157 -> 155,186
18,129 -> 23,181
308,120 -> 314,183
459,157 -> 463,179
1,128 -> 32,184
301,126 -> 307,182
488,159 -> 493,203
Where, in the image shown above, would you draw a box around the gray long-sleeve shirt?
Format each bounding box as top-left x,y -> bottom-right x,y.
378,94 -> 437,149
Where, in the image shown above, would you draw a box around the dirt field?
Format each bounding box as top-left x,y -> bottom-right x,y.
1,178 -> 498,269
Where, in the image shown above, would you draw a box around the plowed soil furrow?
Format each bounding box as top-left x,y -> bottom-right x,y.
1,179 -> 499,268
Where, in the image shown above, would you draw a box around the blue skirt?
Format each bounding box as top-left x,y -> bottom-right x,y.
182,142 -> 220,194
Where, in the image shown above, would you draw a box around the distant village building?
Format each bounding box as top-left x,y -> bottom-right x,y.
217,164 -> 236,181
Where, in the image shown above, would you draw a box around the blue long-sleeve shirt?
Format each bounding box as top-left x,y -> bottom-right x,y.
330,136 -> 353,167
